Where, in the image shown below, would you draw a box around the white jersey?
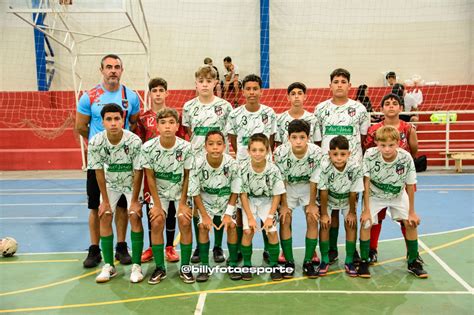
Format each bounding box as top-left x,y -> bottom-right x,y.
87,130 -> 142,193
314,99 -> 369,162
363,147 -> 417,200
225,104 -> 277,160
274,143 -> 322,185
182,96 -> 233,153
275,110 -> 317,144
240,160 -> 286,198
188,153 -> 241,215
319,156 -> 364,210
140,137 -> 193,201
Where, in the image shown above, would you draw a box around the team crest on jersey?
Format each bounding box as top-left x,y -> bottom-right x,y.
122,99 -> 129,109
214,105 -> 223,116
347,171 -> 353,181
176,149 -> 183,161
348,108 -> 356,117
308,157 -> 315,168
262,113 -> 268,124
123,145 -> 129,155
223,166 -> 230,177
400,132 -> 406,140
396,164 -> 405,175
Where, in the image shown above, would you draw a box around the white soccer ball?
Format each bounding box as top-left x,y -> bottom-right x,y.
1,237 -> 18,257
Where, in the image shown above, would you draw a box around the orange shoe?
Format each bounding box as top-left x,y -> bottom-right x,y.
165,246 -> 179,263
141,247 -> 153,263
278,251 -> 286,264
312,250 -> 320,265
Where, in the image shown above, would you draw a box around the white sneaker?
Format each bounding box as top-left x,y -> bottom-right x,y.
130,263 -> 144,283
96,263 -> 117,283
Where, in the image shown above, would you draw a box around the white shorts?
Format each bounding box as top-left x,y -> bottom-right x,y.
369,191 -> 409,225
242,197 -> 277,232
286,183 -> 310,210
101,189 -> 132,214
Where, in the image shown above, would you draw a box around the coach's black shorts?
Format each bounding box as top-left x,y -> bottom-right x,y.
87,169 -> 127,210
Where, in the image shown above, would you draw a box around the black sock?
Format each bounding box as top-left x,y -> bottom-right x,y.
166,201 -> 177,247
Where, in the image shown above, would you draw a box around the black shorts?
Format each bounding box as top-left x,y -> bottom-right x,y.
86,169 -> 127,210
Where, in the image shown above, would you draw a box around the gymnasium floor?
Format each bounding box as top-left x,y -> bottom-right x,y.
0,171 -> 472,314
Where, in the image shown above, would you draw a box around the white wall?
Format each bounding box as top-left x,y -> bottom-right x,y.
0,0 -> 472,91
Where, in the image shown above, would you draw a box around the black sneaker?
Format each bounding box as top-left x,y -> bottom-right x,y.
328,249 -> 338,265
213,247 -> 225,263
263,250 -> 270,264
270,269 -> 283,281
148,267 -> 167,285
179,268 -> 195,284
408,261 -> 428,278
83,245 -> 102,268
353,250 -> 361,266
241,266 -> 253,281
369,249 -> 378,265
283,262 -> 295,279
358,260 -> 371,278
115,242 -> 132,265
191,247 -> 200,264
196,272 -> 210,282
406,252 -> 425,265
303,261 -> 318,279
229,271 -> 242,281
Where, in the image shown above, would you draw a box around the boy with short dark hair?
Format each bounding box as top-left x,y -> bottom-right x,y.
358,126 -> 428,279
88,103 -> 143,283
274,119 -> 322,278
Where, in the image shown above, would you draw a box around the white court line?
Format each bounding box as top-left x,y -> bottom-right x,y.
0,216 -> 78,220
0,203 -> 86,206
211,290 -> 472,295
194,293 -> 207,315
0,192 -> 84,196
418,239 -> 473,293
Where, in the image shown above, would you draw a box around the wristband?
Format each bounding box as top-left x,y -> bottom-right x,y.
225,204 -> 236,216
267,214 -> 274,219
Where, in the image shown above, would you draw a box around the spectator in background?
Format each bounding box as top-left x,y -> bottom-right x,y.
223,56 -> 241,105
386,71 -> 397,86
355,84 -> 380,123
392,83 -> 419,123
203,57 -> 222,97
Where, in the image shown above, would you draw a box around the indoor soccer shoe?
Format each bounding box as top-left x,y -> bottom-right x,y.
303,261 -> 318,279
408,261 -> 428,278
345,263 -> 358,277
196,271 -> 210,282
369,249 -> 378,265
165,246 -> 179,263
191,247 -> 200,264
115,242 -> 132,265
317,262 -> 329,276
130,264 -> 144,283
228,270 -> 242,281
241,267 -> 253,281
328,249 -> 338,264
271,269 -> 283,281
141,247 -> 153,263
96,264 -> 117,283
278,251 -> 286,264
83,245 -> 102,268
283,262 -> 295,279
148,267 -> 167,285
213,246 -> 225,263
353,250 -> 361,266
179,268 -> 195,284
358,261 -> 371,278
312,251 -> 320,266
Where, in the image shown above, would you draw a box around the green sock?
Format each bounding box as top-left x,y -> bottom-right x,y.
213,216 -> 223,248
304,238 -> 318,263
360,239 -> 370,261
180,243 -> 192,266
406,240 -> 419,263
281,238 -> 294,263
131,231 -> 144,265
329,227 -> 339,251
319,240 -> 330,264
345,240 -> 356,264
199,241 -> 210,266
100,234 -> 114,266
262,229 -> 269,252
193,216 -> 199,248
241,244 -> 253,266
268,243 -> 280,267
237,226 -> 243,253
152,244 -> 165,269
227,243 -> 239,267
